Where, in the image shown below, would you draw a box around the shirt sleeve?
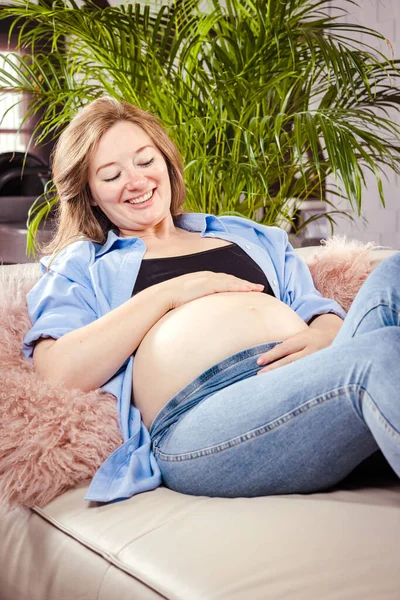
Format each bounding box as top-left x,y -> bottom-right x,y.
281,234 -> 346,322
23,248 -> 98,359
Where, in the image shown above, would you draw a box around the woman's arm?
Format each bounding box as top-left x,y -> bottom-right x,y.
308,313 -> 343,336
33,270 -> 264,392
33,283 -> 171,391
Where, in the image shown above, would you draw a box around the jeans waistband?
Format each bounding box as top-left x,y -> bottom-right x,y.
149,341 -> 281,442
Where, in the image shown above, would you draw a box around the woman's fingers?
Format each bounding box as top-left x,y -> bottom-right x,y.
256,332 -> 311,374
257,335 -> 305,366
256,329 -> 333,374
257,350 -> 305,374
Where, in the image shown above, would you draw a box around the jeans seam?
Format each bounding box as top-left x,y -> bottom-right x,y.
352,302 -> 400,337
361,389 -> 400,439
153,386 -> 360,462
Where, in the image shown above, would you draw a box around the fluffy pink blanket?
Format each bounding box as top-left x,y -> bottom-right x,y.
0,237 -> 376,508
0,267 -> 122,509
306,237 -> 377,312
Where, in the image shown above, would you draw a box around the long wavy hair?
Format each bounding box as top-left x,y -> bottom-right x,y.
42,96 -> 187,256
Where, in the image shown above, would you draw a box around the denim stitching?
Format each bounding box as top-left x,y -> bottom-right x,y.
154,385 -> 362,462
352,302 -> 400,337
361,389 -> 400,438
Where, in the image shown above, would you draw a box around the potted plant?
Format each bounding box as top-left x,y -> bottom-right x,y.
1,0 -> 400,253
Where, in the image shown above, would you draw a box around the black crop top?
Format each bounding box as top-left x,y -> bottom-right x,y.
132,243 -> 275,297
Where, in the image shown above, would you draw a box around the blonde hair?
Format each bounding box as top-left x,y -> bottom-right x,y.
42,96 -> 186,257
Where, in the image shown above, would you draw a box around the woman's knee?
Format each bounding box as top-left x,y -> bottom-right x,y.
370,251 -> 400,283
358,327 -> 400,367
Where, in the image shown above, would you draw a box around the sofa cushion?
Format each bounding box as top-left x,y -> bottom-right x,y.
1,472 -> 399,600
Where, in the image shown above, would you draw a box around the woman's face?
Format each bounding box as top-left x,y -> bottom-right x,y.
88,120 -> 172,237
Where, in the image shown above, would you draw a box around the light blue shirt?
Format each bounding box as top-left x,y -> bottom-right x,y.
23,213 -> 346,502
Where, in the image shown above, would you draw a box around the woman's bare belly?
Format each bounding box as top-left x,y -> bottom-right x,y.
132,292 -> 308,429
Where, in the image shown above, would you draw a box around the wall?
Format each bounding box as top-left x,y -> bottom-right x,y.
328,0 -> 400,248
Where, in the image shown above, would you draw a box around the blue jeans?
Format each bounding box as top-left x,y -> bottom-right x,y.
149,253 -> 400,497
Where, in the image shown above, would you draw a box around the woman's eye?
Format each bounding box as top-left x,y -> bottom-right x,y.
103,158 -> 154,181
139,158 -> 155,167
104,173 -> 121,182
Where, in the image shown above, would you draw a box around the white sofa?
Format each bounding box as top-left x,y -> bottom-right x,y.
1,248 -> 400,600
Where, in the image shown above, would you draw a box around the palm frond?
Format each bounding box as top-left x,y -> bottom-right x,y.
1,0 -> 400,255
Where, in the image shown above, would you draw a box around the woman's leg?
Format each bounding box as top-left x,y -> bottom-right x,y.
153,329 -> 399,496
152,255 -> 400,498
334,251 -> 400,342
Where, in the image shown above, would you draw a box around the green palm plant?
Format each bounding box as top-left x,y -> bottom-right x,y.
1,0 -> 400,254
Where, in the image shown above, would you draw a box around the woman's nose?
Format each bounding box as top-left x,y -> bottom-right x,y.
126,169 -> 147,190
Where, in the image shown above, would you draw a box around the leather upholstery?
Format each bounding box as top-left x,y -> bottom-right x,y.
1,472 -> 399,600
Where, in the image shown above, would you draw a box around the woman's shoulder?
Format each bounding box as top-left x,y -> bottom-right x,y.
40,237 -> 98,280
179,212 -> 288,243
216,215 -> 289,245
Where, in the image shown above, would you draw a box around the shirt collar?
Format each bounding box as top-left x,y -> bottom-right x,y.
95,213 -> 228,257
176,212 -> 229,234
95,229 -> 136,257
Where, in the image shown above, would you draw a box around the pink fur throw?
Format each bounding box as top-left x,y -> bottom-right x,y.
306,236 -> 377,312
0,266 -> 123,509
0,236 -> 377,509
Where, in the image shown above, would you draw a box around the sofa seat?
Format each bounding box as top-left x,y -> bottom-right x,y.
1,460 -> 400,600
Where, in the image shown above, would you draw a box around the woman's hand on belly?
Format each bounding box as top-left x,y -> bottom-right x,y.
256,314 -> 343,374
161,270 -> 265,309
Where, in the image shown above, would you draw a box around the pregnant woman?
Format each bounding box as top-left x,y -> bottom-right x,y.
23,97 -> 400,502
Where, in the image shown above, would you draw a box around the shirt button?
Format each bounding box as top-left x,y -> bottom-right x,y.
128,445 -> 134,453
272,279 -> 278,286
245,245 -> 251,249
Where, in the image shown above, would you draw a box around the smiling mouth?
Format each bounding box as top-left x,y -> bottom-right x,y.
126,189 -> 154,205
